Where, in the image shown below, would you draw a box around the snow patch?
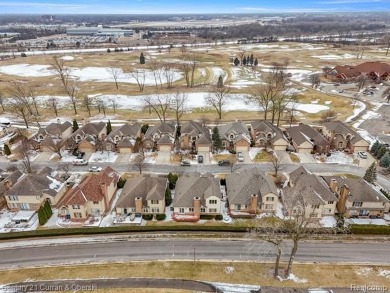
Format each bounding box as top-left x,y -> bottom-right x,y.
88,151 -> 118,163
378,269 -> 390,279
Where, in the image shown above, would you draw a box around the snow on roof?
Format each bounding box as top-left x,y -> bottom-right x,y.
12,210 -> 36,222
46,176 -> 64,192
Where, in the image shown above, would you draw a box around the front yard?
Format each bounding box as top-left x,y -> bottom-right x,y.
254,150 -> 273,162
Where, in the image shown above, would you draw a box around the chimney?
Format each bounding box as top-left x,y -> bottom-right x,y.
250,194 -> 258,214
193,196 -> 201,217
3,179 -> 12,191
337,184 -> 350,215
329,179 -> 337,192
135,197 -> 143,213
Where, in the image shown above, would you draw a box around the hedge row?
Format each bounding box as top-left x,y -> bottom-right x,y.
0,224 -> 387,241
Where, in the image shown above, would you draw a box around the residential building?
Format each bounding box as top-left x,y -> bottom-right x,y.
173,173 -> 221,217
322,176 -> 390,218
115,175 -> 167,215
4,172 -> 66,211
249,120 -> 288,150
0,170 -> 23,209
58,167 -> 119,221
67,122 -> 107,152
106,123 -> 141,153
30,121 -> 72,152
143,122 -> 176,151
283,166 -> 338,218
226,168 -> 278,216
321,121 -> 369,153
218,121 -> 251,152
285,124 -> 330,154
332,61 -> 390,81
179,121 -> 212,152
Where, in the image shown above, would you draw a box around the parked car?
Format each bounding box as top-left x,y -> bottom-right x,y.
237,152 -> 244,162
218,160 -> 231,166
73,159 -> 88,166
73,150 -> 85,159
358,151 -> 368,159
89,166 -> 102,172
180,160 -> 191,166
198,155 -> 204,163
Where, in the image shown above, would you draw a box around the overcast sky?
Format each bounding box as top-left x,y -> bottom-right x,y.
0,0 -> 388,14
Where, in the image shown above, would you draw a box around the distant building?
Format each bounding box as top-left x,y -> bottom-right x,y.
66,26 -> 134,37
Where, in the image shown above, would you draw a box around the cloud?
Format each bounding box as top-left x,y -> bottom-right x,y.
0,1 -> 87,9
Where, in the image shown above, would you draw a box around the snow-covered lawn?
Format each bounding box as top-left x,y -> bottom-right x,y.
346,218 -> 389,226
0,210 -> 38,233
249,147 -> 262,161
378,269 -> 390,279
320,216 -> 337,228
0,64 -> 54,77
60,150 -> 77,163
312,53 -> 356,60
278,273 -> 308,283
286,102 -> 329,114
345,100 -> 366,122
144,152 -> 157,164
324,151 -> 354,165
89,151 -> 118,163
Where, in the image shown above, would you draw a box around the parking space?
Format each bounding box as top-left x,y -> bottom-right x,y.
156,151 -> 171,164
238,151 -> 251,163
356,152 -> 376,169
197,151 -> 211,164
296,153 -> 317,163
33,152 -> 54,162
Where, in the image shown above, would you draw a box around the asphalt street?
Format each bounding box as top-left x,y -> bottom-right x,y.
0,239 -> 389,269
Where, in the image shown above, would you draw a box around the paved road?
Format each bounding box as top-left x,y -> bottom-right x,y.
0,239 -> 389,269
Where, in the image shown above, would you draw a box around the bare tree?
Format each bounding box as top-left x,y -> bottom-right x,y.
46,138 -> 66,158
171,92 -> 188,127
47,97 -> 60,117
51,56 -> 79,115
16,132 -> 32,173
82,95 -> 94,117
270,154 -> 283,178
27,86 -> 40,116
109,97 -> 119,114
288,95 -> 299,127
8,95 -> 31,128
7,81 -> 34,116
180,56 -> 192,87
189,54 -> 198,88
162,62 -> 176,89
382,87 -> 390,103
200,115 -> 210,128
0,93 -> 6,112
142,93 -> 171,123
237,49 -> 246,65
133,154 -> 145,174
97,99 -> 107,117
356,75 -> 367,91
205,84 -> 231,120
310,73 -> 321,89
321,109 -> 337,122
108,67 -> 122,90
150,60 -> 164,90
130,69 -> 146,92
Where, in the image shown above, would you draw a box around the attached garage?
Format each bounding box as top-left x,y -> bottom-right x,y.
197,146 -> 210,152
236,145 -> 249,152
352,140 -> 369,152
158,145 -> 172,152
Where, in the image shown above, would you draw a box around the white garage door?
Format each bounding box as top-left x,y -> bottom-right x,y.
236,146 -> 249,152
298,148 -> 313,154
198,146 -> 210,152
159,145 -> 171,152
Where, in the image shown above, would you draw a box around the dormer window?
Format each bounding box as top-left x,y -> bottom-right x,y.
267,133 -> 273,140
346,134 -> 351,141
114,135 -> 120,142
228,133 -> 235,140
38,135 -> 44,141
153,133 -> 160,140
76,135 -> 81,141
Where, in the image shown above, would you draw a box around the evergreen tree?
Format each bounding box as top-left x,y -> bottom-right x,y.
72,119 -> 79,132
376,146 -> 387,159
38,206 -> 48,225
106,120 -> 112,134
3,143 -> 11,156
380,152 -> 390,167
165,188 -> 172,206
242,56 -> 247,66
254,58 -> 258,66
370,140 -> 380,154
45,200 -> 53,217
140,52 -> 145,64
117,177 -> 126,188
249,54 -> 254,65
141,124 -> 149,135
233,57 -> 240,66
217,75 -> 224,88
212,126 -> 222,152
363,162 -> 377,184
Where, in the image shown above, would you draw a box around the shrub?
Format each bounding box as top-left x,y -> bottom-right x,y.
3,144 -> 11,156
156,214 -> 166,221
200,215 -> 215,220
349,224 -> 390,235
167,173 -> 178,189
165,188 -> 172,206
117,177 -> 126,189
229,150 -> 236,155
380,188 -> 390,200
142,214 -> 153,221
215,214 -> 223,221
21,53 -> 27,57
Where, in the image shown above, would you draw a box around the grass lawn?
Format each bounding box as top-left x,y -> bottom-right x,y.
213,154 -> 236,162
1,261 -> 389,289
289,153 -> 300,163
254,150 -> 272,162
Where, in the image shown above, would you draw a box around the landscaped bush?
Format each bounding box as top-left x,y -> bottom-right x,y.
165,188 -> 172,206
156,214 -> 166,221
215,215 -> 223,221
142,214 -> 153,221
380,188 -> 390,200
200,215 -> 215,220
117,177 -> 126,189
349,224 -> 390,235
229,150 -> 236,154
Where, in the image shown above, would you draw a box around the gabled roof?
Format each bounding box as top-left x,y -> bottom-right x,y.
144,122 -> 176,139
107,123 -> 141,141
322,176 -> 390,203
45,121 -> 72,135
173,173 -> 221,208
158,134 -> 174,145
286,124 -> 329,147
196,133 -> 212,145
4,173 -> 64,197
115,175 -> 167,208
250,120 -> 287,144
226,168 -> 277,205
218,121 -> 250,140
334,62 -> 390,78
72,122 -> 106,138
0,170 -> 23,195
38,166 -> 53,176
60,166 -> 119,206
117,138 -> 135,147
323,121 -> 366,144
288,166 -> 310,185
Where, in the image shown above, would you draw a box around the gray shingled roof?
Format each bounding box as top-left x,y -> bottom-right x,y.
288,166 -> 310,185
72,122 -> 106,138
173,173 -> 221,208
116,175 -> 167,208
0,170 -> 23,195
144,122 -> 176,139
107,123 -> 141,140
218,121 -> 250,141
286,124 -> 329,147
323,120 -> 366,144
250,120 -> 287,144
226,168 -> 277,205
322,176 -> 389,203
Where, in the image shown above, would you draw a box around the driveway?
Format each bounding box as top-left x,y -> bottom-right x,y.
240,150 -> 251,163
296,153 -> 317,163
115,153 -> 132,164
274,151 -> 292,164
356,152 -> 376,169
33,152 -> 54,162
156,151 -> 171,164
197,151 -> 211,164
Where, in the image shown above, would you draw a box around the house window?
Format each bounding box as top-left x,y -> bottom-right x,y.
36,195 -> 41,200
359,210 -> 369,217
228,133 -> 235,140
8,195 -> 18,201
93,201 -> 99,204
9,203 -> 17,208
200,208 -> 205,213
265,204 -> 274,210
266,197 -> 274,201
151,208 -> 159,213
209,208 -> 217,213
346,135 -> 351,141
20,203 -> 30,210
151,200 -> 159,205
72,205 -> 80,210
189,208 -> 194,212
327,201 -> 334,205
143,208 -> 149,213
312,204 -> 320,209
73,212 -> 82,218
352,202 -> 363,207
338,141 -> 343,148
222,141 -> 228,147
209,200 -> 217,205
179,208 -> 184,213
235,204 -> 241,210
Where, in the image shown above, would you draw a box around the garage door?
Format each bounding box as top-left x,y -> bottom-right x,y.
273,145 -> 287,151
236,146 -> 249,152
353,146 -> 368,152
159,145 -> 171,152
298,148 -> 312,154
197,146 -> 210,152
